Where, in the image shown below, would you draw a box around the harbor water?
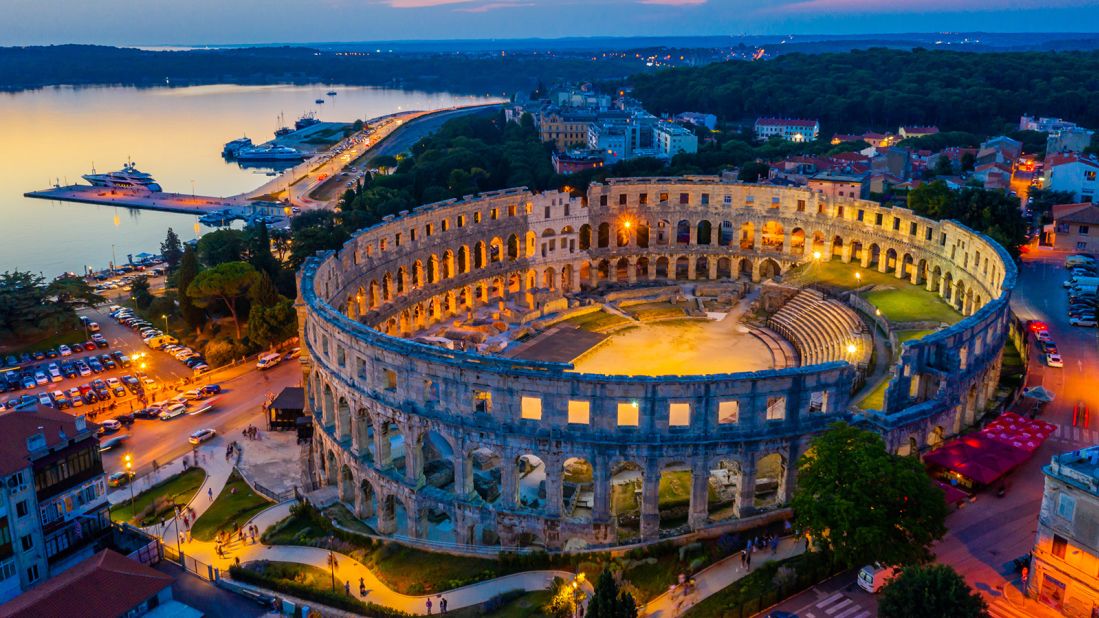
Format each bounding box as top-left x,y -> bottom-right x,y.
0,84 -> 494,277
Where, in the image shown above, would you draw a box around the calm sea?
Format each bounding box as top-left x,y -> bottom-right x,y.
0,84 -> 494,277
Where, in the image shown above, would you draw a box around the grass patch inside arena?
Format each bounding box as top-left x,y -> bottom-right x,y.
861,288 -> 960,324
562,309 -> 631,332
625,302 -> 687,321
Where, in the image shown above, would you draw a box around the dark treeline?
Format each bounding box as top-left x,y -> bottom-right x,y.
0,45 -> 646,94
631,48 -> 1099,134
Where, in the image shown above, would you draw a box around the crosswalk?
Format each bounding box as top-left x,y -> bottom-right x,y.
986,598 -> 1036,618
802,592 -> 872,618
1049,424 -> 1098,445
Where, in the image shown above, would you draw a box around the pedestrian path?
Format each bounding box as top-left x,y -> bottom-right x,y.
641,536 -> 804,617
1049,423 -> 1098,446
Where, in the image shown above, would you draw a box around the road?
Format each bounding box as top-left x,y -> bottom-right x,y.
306,104 -> 502,204
934,247 -> 1099,618
764,572 -> 877,618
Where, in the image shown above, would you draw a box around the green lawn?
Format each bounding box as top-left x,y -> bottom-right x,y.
190,471 -> 273,541
110,467 -> 206,527
563,309 -> 630,332
0,324 -> 89,355
683,552 -> 834,618
625,302 -> 686,322
441,590 -> 552,618
784,259 -> 905,291
861,288 -> 960,325
857,378 -> 890,412
323,503 -> 375,535
894,329 -> 937,346
244,560 -> 343,592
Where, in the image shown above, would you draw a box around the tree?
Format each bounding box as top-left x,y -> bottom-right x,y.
160,227 -> 183,270
879,565 -> 988,618
247,222 -> 281,279
247,297 -> 297,350
932,155 -> 954,176
0,271 -> 75,341
586,570 -> 638,618
131,276 -> 153,309
792,422 -> 948,569
738,161 -> 770,183
46,276 -> 102,310
197,229 -> 246,267
176,245 -> 205,334
186,261 -> 259,340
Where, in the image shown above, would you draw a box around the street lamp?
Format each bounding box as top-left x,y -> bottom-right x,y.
161,314 -> 168,331
123,454 -> 136,514
326,551 -> 339,592
855,271 -> 862,283
846,342 -> 857,356
812,251 -> 821,260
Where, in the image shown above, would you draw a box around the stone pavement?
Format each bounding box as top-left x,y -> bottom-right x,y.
642,536 -> 804,618
236,429 -> 305,497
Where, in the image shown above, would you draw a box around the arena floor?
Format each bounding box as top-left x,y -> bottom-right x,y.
568,315 -> 775,376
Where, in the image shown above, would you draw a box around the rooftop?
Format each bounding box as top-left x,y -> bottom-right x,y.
1053,202 -> 1099,225
0,549 -> 172,618
1046,446 -> 1099,496
756,117 -> 819,128
0,407 -> 94,476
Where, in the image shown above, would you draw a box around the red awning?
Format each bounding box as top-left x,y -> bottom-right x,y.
935,480 -> 969,504
923,432 -> 1032,485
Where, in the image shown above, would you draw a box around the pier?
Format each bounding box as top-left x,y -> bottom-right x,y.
22,186 -> 245,214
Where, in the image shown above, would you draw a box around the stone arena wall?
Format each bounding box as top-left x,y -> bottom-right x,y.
296,176 -> 1017,551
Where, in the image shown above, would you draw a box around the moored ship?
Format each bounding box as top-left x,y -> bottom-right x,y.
82,162 -> 162,192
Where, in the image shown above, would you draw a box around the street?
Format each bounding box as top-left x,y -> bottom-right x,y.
766,572 -> 877,618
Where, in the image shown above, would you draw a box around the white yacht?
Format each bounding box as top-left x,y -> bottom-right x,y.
82,162 -> 162,192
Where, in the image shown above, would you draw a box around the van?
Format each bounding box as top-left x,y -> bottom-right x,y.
857,563 -> 898,593
145,335 -> 178,349
256,352 -> 282,370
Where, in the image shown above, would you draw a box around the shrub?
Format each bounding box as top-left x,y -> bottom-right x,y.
229,564 -> 411,617
483,589 -> 525,613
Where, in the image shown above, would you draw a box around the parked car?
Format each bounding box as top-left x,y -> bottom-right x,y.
107,470 -> 133,486
188,428 -> 217,444
98,418 -> 122,433
1070,317 -> 1097,327
59,345 -> 72,357
159,403 -> 188,420
200,384 -> 222,395
1047,353 -> 1064,368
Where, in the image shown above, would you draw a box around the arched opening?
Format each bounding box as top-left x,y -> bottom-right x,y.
421,504 -> 453,543
470,447 -> 502,504
885,248 -> 898,272
717,257 -> 732,279
561,457 -> 593,522
579,224 -> 592,250
675,256 -> 690,280
696,220 -> 713,245
517,454 -> 547,511
458,246 -> 470,274
473,241 -> 486,269
597,222 -> 610,248
358,479 -> 377,528
615,258 -> 630,283
597,260 -> 610,282
738,258 -> 752,279
718,220 -> 734,246
759,258 -> 780,280
421,430 -> 456,495
658,462 -> 692,532
867,243 -> 881,268
755,453 -> 786,509
507,234 -> 520,261
676,220 -> 691,244
850,241 -> 864,264
489,237 -> 504,264
655,257 -> 670,279
324,450 -> 338,486
739,222 -> 755,250
812,232 -> 826,255
761,221 -> 784,251
322,385 -> 335,428
611,461 -> 643,542
442,250 -> 454,279
928,425 -> 945,448
790,228 -> 806,254
655,220 -> 670,246
616,224 -> 630,247
340,465 -> 355,504
636,222 -> 650,248
707,459 -> 740,523
636,257 -> 650,279
355,408 -> 374,462
543,267 -> 557,291
383,422 -> 404,471
697,256 -> 711,279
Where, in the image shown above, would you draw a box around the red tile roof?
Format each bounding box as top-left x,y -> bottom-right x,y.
0,550 -> 172,618
0,408 -> 94,476
1053,202 -> 1099,225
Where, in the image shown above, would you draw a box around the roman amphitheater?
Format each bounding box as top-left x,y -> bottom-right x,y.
297,176 -> 1017,551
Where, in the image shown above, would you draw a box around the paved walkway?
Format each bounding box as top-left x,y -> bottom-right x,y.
642,536 -> 804,617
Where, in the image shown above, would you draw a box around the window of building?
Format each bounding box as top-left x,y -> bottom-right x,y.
619,194 -> 627,206
474,212 -> 482,223
20,535 -> 32,552
771,196 -> 781,208
926,228 -> 933,241
1079,225 -> 1090,235
1086,170 -> 1096,181
617,402 -> 639,427
837,206 -> 844,218
1078,241 -> 1088,250
809,391 -> 828,413
490,208 -> 498,220
544,206 -> 551,219
383,369 -> 397,391
520,396 -> 542,421
1057,493 -> 1076,521
679,193 -> 689,205
356,357 -> 367,381
508,204 -> 517,217
718,401 -> 740,424
668,403 -> 690,426
25,564 -> 38,584
766,396 -> 786,421
701,193 -> 710,205
567,400 -> 590,424
857,209 -> 864,222
724,195 -> 732,205
659,192 -> 669,203
796,199 -> 806,212
639,193 -> 648,205
892,217 -> 900,230
336,346 -> 346,368
1052,534 -> 1068,559
473,390 -> 492,414
0,559 -> 15,581
457,215 -> 465,228
564,204 -> 570,216
909,222 -> 918,236
876,213 -> 884,226
15,501 -> 27,519
600,195 -> 608,206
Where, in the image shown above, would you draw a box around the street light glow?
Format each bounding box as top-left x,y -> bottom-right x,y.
846,343 -> 857,355
813,251 -> 821,260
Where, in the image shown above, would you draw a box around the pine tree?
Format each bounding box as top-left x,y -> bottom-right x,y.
248,222 -> 280,279
586,570 -> 637,618
160,227 -> 184,270
176,245 -> 205,334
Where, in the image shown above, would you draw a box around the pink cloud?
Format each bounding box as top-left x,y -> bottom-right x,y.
455,1 -> 535,11
766,0 -> 1093,13
638,0 -> 707,4
383,0 -> 474,8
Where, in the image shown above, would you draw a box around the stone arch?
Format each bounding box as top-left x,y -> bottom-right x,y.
337,397 -> 351,441
489,237 -> 504,264
396,266 -> 407,294
597,222 -> 610,248
597,259 -> 610,282
696,220 -> 713,245
655,256 -> 670,279
412,260 -> 424,289
636,222 -> 650,248
469,446 -> 503,504
525,230 -> 537,258
927,425 -> 946,448
543,266 -> 557,291
517,453 -> 547,511
885,247 -> 899,272
615,258 -> 630,283
358,478 -> 377,521
442,250 -> 455,279
718,220 -> 734,246
811,231 -> 827,255
458,245 -> 470,274
507,234 -> 520,261
381,272 -> 393,302
761,220 -> 784,251
611,461 -> 644,542
696,256 -> 711,280
322,384 -> 335,427
635,257 -> 650,279
739,222 -> 755,250
473,241 -> 486,269
655,219 -> 671,246
867,243 -> 881,268
324,449 -> 338,486
755,452 -> 787,509
758,258 -> 780,280
616,224 -> 630,248
658,461 -> 692,532
850,240 -> 863,264
676,219 -> 691,245
579,224 -> 592,250
675,256 -> 690,280
717,257 -> 732,279
561,457 -> 592,522
707,458 -> 741,523
355,408 -> 375,462
790,228 -> 806,254
339,464 -> 355,504
420,429 -> 457,495
738,258 -> 753,279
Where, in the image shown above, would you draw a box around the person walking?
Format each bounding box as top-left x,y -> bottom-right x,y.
771,535 -> 779,555
745,551 -> 752,569
439,596 -> 447,613
359,577 -> 366,597
208,487 -> 214,501
426,598 -> 433,614
345,581 -> 351,596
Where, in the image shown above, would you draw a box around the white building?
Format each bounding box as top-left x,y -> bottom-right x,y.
1021,115 -> 1083,133
1044,154 -> 1099,203
675,112 -> 717,130
653,122 -> 699,157
754,118 -> 820,142
587,122 -> 631,163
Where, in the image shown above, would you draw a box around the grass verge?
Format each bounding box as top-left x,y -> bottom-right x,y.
563,309 -> 630,332
683,551 -> 836,618
231,561 -> 408,617
191,470 -> 273,541
110,467 -> 206,527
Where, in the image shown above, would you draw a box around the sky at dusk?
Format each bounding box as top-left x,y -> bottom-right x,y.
4,0 -> 1099,46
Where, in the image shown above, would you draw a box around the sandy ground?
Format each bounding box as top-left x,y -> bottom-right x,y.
570,317 -> 774,376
